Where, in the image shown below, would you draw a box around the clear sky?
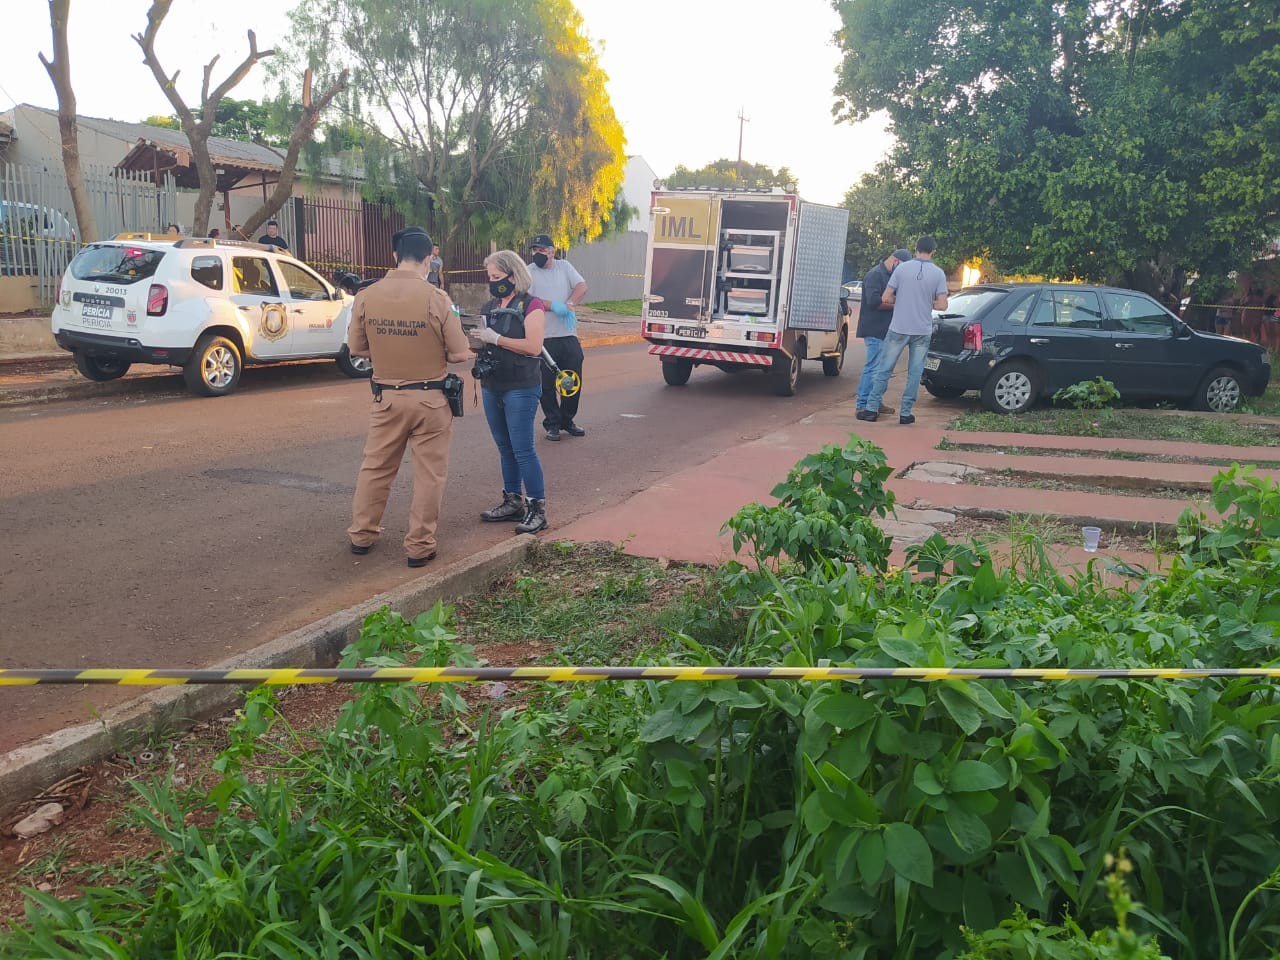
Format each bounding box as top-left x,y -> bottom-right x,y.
3,0 -> 892,205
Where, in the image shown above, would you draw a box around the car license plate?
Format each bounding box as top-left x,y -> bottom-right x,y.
677,326 -> 706,339
924,357 -> 941,371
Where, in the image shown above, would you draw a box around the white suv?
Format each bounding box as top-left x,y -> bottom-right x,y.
51,234 -> 371,396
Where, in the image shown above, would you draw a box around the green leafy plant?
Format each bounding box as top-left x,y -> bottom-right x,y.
1054,377 -> 1122,433
723,436 -> 895,572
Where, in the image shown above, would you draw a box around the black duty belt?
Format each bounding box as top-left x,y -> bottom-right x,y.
372,379 -> 451,391
370,374 -> 466,417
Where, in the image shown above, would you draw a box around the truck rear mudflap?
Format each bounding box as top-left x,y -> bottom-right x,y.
648,343 -> 774,366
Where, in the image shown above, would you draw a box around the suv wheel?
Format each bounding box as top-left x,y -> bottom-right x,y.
981,360 -> 1038,413
73,352 -> 131,382
184,334 -> 242,397
336,344 -> 373,379
1196,366 -> 1242,413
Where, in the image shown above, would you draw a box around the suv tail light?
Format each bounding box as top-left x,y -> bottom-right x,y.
962,322 -> 982,352
146,283 -> 169,316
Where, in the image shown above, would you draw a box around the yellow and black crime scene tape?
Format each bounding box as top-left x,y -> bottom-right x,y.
2,666 -> 1280,686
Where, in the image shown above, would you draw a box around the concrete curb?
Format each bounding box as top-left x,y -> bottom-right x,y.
0,334 -> 644,408
0,535 -> 538,816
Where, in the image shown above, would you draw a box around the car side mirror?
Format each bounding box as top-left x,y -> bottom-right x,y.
1175,321 -> 1192,338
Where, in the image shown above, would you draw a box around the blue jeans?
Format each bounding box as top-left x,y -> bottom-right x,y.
866,331 -> 930,417
855,336 -> 885,408
482,385 -> 545,500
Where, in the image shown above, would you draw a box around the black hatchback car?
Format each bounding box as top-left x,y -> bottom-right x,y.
922,283 -> 1270,413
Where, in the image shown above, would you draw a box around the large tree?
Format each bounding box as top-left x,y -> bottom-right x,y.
39,0 -> 98,243
841,165 -> 918,276
133,1 -> 347,235
665,159 -> 797,192
832,0 -> 1280,299
282,0 -> 626,247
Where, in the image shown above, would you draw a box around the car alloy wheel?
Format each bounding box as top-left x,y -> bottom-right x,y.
350,354 -> 372,374
204,344 -> 238,389
1203,372 -> 1242,412
983,361 -> 1037,414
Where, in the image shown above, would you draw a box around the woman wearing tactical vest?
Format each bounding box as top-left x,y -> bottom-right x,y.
472,250 -> 550,533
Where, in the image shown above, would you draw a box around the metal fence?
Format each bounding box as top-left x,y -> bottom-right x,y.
564,230 -> 647,303
284,195 -> 490,287
0,162 -> 177,303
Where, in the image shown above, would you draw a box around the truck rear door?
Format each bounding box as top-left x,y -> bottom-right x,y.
644,194 -> 720,335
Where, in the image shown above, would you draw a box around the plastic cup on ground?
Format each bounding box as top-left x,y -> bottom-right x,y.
1082,526 -> 1102,552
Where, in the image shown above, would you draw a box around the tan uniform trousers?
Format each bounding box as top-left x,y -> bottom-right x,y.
348,390 -> 454,559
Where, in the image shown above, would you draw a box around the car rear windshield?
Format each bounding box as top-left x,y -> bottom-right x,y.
938,288 -> 1009,318
70,244 -> 166,285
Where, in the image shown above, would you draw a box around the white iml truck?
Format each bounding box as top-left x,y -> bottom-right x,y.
640,187 -> 850,396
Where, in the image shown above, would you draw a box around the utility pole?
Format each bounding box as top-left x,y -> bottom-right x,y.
736,107 -> 749,186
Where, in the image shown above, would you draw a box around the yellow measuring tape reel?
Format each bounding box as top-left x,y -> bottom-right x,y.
556,369 -> 581,397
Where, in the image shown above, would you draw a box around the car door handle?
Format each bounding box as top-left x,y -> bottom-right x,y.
290,308 -> 304,314
1029,337 -> 1049,344
1114,342 -> 1133,349
238,305 -> 252,312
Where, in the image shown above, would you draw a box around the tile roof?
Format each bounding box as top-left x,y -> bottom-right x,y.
20,103 -> 285,170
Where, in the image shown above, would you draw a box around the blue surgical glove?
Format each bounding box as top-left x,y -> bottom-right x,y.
550,300 -> 570,317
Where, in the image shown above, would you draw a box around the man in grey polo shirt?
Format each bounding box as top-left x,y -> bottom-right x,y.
857,236 -> 949,425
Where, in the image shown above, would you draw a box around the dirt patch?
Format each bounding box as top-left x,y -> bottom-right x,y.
939,513 -> 1173,554
960,467 -> 1208,501
938,440 -> 1280,470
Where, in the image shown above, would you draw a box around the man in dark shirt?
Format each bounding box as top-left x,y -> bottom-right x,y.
855,248 -> 910,416
256,219 -> 289,252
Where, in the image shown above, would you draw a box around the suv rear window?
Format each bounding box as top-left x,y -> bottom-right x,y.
70,244 -> 165,285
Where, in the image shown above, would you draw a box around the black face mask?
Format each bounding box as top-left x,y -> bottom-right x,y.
488,276 -> 515,298
532,252 -> 550,269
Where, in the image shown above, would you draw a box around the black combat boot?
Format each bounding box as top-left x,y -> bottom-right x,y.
481,491 -> 525,522
515,499 -> 548,534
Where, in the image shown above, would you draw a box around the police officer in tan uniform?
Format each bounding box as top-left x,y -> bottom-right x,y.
347,227 -> 473,567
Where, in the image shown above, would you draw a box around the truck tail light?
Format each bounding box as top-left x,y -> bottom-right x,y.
647,322 -> 673,334
962,322 -> 982,352
747,331 -> 776,344
147,283 -> 169,316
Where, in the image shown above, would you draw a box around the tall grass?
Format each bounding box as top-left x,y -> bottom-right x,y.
4,452 -> 1280,958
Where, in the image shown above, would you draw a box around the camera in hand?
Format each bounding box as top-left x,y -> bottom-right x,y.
471,349 -> 498,381
470,305 -> 524,382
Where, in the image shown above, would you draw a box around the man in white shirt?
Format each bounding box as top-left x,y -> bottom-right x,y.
857,236 -> 949,425
526,233 -> 588,441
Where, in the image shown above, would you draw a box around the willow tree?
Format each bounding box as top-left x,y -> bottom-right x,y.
832,0 -> 1280,298
282,0 -> 626,247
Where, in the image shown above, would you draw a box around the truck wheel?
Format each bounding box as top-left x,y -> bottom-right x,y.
822,329 -> 848,377
662,358 -> 693,386
184,334 -> 242,397
770,350 -> 800,396
336,344 -> 373,378
73,351 -> 131,382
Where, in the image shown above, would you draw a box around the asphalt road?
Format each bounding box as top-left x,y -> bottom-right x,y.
0,342 -> 861,750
